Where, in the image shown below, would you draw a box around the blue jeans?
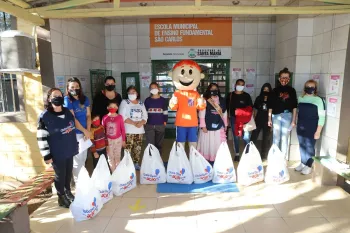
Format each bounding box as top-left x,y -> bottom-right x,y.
297,134 -> 315,167
230,117 -> 250,155
272,112 -> 292,156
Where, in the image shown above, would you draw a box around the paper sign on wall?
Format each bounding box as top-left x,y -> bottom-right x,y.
312,74 -> 320,83
141,72 -> 151,88
246,68 -> 256,80
232,68 -> 242,80
245,83 -> 255,95
327,97 -> 338,117
329,75 -> 340,95
55,76 -> 65,94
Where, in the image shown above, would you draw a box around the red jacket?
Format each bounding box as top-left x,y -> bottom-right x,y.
234,106 -> 253,136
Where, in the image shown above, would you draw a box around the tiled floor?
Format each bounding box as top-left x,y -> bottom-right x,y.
30,163 -> 350,233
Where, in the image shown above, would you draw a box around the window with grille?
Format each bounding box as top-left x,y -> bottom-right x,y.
0,73 -> 20,113
0,12 -> 11,32
152,60 -> 230,138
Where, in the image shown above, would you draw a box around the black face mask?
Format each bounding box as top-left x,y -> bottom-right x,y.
105,85 -> 115,91
304,87 -> 315,94
51,96 -> 64,106
69,89 -> 80,96
210,90 -> 219,96
263,91 -> 269,96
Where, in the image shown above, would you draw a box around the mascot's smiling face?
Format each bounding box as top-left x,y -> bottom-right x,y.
169,60 -> 205,91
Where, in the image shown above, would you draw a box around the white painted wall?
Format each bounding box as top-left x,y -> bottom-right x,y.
275,14 -> 350,160
49,18 -> 106,101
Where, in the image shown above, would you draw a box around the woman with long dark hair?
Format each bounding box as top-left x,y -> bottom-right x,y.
63,77 -> 91,184
144,82 -> 168,155
119,86 -> 148,170
250,83 -> 272,159
197,83 -> 227,163
37,88 -> 78,208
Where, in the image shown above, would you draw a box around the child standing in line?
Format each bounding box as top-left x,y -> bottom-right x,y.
102,100 -> 126,172
90,115 -> 109,169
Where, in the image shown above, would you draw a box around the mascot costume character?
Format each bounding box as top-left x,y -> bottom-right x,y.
169,60 -> 206,149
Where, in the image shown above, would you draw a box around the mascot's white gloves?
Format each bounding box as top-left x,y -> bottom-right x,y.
170,95 -> 178,105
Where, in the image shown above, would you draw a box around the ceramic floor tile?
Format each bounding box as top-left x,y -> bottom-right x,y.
284,217 -> 336,233
30,196 -> 71,217
274,197 -> 322,217
152,217 -> 198,233
301,186 -> 349,201
30,216 -> 70,233
56,216 -> 111,233
238,204 -> 281,220
123,184 -> 158,198
104,218 -> 155,233
242,217 -> 292,233
317,199 -> 350,218
327,218 -> 350,233
112,197 -> 157,218
197,217 -> 245,233
194,193 -> 242,212
155,197 -> 196,217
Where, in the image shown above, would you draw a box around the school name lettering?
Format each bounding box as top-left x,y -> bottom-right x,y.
153,23 -> 214,43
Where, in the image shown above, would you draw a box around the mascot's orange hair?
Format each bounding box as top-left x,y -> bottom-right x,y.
173,60 -> 202,72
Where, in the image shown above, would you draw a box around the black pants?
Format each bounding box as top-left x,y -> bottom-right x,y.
250,120 -> 271,158
52,157 -> 73,196
92,148 -> 108,168
145,124 -> 166,154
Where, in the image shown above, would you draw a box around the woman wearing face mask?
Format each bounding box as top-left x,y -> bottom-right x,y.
64,77 -> 91,184
92,76 -> 122,119
250,83 -> 272,159
37,88 -> 78,208
119,86 -> 148,170
226,79 -> 253,161
268,68 -> 298,158
295,80 -> 325,175
144,82 -> 168,155
197,83 -> 227,164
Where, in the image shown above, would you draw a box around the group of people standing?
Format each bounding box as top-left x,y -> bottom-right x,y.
36,67 -> 325,208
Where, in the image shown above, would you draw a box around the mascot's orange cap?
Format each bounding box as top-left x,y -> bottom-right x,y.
173,60 -> 201,72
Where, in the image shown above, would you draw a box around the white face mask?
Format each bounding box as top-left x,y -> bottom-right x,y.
150,89 -> 159,95
236,85 -> 245,92
128,94 -> 137,101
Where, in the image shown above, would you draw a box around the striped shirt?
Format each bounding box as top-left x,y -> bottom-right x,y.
144,96 -> 168,125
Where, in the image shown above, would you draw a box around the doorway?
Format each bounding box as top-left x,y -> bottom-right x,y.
121,72 -> 140,99
152,59 -> 230,138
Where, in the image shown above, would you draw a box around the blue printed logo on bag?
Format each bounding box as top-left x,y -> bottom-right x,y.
83,197 -> 99,219
216,167 -> 234,180
119,173 -> 135,191
143,169 -> 160,182
248,165 -> 263,179
99,181 -> 112,199
272,170 -> 286,183
195,166 -> 211,181
169,168 -> 187,181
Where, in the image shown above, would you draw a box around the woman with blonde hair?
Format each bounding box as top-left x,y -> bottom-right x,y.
295,79 -> 325,175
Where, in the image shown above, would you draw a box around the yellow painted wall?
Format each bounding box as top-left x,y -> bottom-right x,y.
0,73 -> 46,182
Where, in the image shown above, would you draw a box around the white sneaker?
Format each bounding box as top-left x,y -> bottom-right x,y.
301,166 -> 312,175
295,163 -> 305,172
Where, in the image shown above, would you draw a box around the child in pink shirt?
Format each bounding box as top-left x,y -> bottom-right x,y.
102,100 -> 126,171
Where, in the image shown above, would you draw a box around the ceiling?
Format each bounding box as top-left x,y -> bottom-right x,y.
12,0 -> 316,8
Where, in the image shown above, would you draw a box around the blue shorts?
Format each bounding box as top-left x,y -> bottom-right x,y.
176,126 -> 198,143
